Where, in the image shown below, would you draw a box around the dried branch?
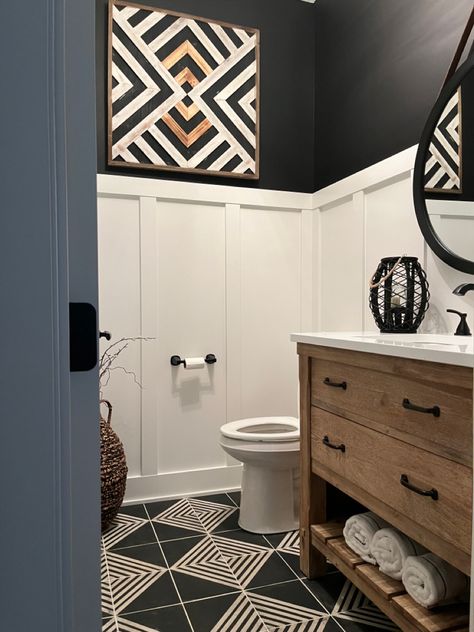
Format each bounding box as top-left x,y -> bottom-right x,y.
99,336 -> 154,396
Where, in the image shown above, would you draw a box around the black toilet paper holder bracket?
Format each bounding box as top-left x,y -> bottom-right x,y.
170,354 -> 217,367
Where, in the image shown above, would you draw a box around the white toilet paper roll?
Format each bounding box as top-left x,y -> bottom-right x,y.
183,357 -> 205,369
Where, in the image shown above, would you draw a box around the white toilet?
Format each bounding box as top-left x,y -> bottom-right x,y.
219,416 -> 300,534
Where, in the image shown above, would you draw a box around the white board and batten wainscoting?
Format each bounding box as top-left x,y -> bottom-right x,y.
97,177 -> 311,504
97,145 -> 473,505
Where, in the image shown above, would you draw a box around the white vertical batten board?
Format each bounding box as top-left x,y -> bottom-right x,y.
300,209 -> 314,331
225,203 -> 243,468
154,200 -> 227,477
353,191 -> 367,331
225,203 -> 242,426
239,206 -> 301,419
98,196 -> 142,476
319,196 -> 365,331
312,208 -> 322,331
139,196 -> 159,476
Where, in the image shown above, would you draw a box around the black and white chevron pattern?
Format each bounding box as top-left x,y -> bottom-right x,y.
171,535 -> 240,588
208,591 -> 329,632
332,579 -> 399,630
213,534 -> 273,587
106,617 -> 158,632
276,530 -> 300,556
109,0 -> 259,178
424,89 -> 461,192
210,592 -> 267,632
151,496 -> 236,533
107,551 -> 167,614
188,497 -> 237,531
247,591 -> 328,630
101,551 -> 114,616
151,497 -> 204,532
102,513 -> 148,550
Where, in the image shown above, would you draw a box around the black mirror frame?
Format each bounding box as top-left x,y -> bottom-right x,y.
413,54 -> 474,275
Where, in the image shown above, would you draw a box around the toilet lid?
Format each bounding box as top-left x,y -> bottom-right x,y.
220,417 -> 299,442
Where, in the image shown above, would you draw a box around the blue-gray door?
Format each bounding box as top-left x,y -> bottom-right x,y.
0,0 -> 101,630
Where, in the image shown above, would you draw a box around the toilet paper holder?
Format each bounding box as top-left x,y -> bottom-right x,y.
170,354 -> 217,367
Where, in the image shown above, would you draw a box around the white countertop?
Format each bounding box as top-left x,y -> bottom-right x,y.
290,332 -> 474,368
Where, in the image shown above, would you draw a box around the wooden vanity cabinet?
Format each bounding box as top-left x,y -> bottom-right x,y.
298,343 -> 473,632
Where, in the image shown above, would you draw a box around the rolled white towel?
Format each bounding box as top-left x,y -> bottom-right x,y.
370,528 -> 426,580
343,512 -> 390,564
402,553 -> 469,608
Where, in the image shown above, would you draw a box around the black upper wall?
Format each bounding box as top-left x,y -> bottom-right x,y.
96,0 -> 316,192
314,0 -> 474,190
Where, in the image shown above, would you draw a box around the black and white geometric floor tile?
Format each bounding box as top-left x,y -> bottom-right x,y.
103,514 -> 150,550
171,535 -> 241,589
152,498 -> 205,533
101,492 -> 401,632
276,530 -> 300,556
151,496 -> 237,533
107,550 -> 168,614
331,580 -> 400,631
247,587 -> 328,630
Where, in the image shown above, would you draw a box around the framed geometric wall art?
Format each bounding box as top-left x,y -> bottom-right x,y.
108,0 -> 260,179
424,88 -> 462,193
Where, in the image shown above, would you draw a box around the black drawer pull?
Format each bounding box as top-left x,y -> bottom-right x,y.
324,378 -> 347,390
400,474 -> 438,500
323,435 -> 346,452
402,398 -> 440,417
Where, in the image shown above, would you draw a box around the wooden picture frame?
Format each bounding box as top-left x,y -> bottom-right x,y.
108,0 -> 260,179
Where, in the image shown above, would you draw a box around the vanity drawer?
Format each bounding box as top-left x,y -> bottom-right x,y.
311,408 -> 472,565
311,352 -> 473,466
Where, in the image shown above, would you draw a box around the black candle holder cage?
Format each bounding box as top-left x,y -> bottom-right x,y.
369,256 -> 430,333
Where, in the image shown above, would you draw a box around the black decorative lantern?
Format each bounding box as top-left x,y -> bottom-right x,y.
369,256 -> 430,333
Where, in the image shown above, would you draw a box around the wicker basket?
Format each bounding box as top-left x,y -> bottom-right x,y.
100,400 -> 128,531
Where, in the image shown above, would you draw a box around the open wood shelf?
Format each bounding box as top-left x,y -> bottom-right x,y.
311,523 -> 469,632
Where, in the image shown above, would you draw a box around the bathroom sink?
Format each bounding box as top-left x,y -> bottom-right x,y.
352,335 -> 460,348
290,332 -> 474,367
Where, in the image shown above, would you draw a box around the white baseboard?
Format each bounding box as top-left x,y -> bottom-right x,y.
123,464 -> 243,505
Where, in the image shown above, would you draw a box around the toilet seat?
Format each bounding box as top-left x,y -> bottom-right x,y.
220,416 -> 299,442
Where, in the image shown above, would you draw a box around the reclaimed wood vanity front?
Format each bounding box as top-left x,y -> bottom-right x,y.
294,334 -> 474,632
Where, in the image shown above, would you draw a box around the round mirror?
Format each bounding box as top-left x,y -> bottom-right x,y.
413,54 -> 474,274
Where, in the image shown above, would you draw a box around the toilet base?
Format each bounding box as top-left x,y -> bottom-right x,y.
238,463 -> 299,534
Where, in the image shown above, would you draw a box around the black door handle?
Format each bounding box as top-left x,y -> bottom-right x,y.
400,474 -> 438,500
324,378 -> 347,390
323,435 -> 346,452
402,398 -> 440,417
69,303 -> 98,372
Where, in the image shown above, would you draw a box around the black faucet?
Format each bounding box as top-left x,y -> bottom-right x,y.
453,283 -> 474,296
446,309 -> 471,336
448,284 -> 474,335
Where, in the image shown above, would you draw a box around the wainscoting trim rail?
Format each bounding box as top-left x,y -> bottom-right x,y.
97,174 -> 313,210
312,145 -> 418,209
98,146 -> 417,212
